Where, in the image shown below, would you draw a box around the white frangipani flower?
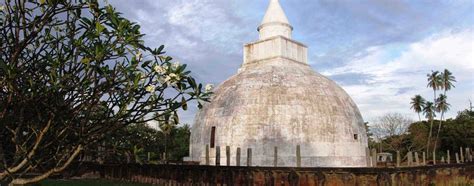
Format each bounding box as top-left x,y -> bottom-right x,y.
154,65 -> 166,74
161,73 -> 180,86
136,51 -> 142,62
164,76 -> 172,83
145,85 -> 155,93
205,84 -> 214,92
169,73 -> 178,79
172,61 -> 180,69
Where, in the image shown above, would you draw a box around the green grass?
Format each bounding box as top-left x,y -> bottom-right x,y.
37,179 -> 151,186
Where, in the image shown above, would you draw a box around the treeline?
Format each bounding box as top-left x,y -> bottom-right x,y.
82,123 -> 191,164
369,109 -> 474,159
368,69 -> 474,159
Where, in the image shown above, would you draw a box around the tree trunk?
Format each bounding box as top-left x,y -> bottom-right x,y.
126,151 -> 131,164
434,89 -> 448,154
426,90 -> 437,156
0,119 -> 52,180
10,145 -> 83,185
433,112 -> 444,153
0,135 -> 5,166
164,135 -> 168,162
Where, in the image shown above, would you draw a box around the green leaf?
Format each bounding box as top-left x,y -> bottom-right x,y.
81,58 -> 91,64
134,74 -> 140,87
172,102 -> 179,110
177,64 -> 186,73
181,97 -> 188,111
187,77 -> 196,88
156,45 -> 165,55
141,61 -> 151,68
96,21 -> 105,34
173,111 -> 179,124
106,5 -> 114,15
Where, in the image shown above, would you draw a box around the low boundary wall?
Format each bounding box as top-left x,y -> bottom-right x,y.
69,162 -> 474,185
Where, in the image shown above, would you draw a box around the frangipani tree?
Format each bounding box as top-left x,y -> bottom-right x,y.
0,0 -> 210,184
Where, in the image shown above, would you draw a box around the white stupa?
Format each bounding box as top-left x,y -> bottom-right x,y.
189,0 -> 368,167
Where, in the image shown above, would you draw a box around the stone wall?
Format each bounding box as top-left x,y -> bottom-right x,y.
70,162 -> 474,185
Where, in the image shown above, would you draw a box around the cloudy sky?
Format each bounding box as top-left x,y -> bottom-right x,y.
109,0 -> 474,125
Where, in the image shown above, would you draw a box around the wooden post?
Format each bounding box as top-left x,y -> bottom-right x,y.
455,153 -> 460,164
432,151 -> 436,165
205,145 -> 210,165
371,148 -> 377,167
407,151 -> 413,166
441,156 -> 445,163
447,150 -> 450,164
274,146 -> 278,167
469,147 -> 474,162
236,147 -> 241,166
147,152 -> 151,162
247,148 -> 252,166
366,147 -> 371,167
296,145 -> 301,167
226,146 -> 231,166
422,152 -> 426,165
465,148 -> 470,162
469,148 -> 473,162
215,146 -> 220,166
396,151 -> 400,167
460,147 -> 464,163
414,152 -> 419,166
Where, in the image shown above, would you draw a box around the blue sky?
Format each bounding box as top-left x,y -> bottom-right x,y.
109,0 -> 474,125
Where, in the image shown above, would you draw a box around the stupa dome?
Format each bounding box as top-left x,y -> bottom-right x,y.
189,0 -> 368,167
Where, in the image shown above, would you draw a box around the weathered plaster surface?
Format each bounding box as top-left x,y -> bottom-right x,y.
190,56 -> 368,167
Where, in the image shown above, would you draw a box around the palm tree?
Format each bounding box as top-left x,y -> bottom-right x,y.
441,69 -> 456,95
423,100 -> 437,153
426,71 -> 442,154
423,102 -> 436,120
411,95 -> 426,122
433,69 -> 455,152
433,94 -> 450,151
156,112 -> 178,161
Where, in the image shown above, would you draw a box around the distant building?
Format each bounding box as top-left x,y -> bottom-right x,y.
377,153 -> 394,163
189,0 -> 368,167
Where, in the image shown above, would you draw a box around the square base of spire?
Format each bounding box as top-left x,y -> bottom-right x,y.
243,36 -> 308,67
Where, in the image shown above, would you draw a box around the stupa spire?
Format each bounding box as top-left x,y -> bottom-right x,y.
258,0 -> 293,40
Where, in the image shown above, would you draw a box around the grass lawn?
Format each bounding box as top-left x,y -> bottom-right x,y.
37,179 -> 151,186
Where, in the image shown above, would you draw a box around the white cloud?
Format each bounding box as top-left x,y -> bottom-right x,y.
165,0 -> 251,52
323,29 -> 474,122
